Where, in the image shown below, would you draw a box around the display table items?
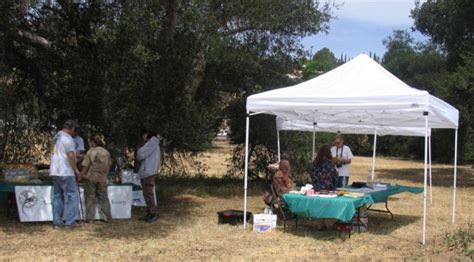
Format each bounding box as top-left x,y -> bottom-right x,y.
282,183 -> 423,233
342,184 -> 423,219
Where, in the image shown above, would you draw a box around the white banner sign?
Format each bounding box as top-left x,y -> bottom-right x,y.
16,185 -> 132,222
132,190 -> 147,207
15,186 -> 53,222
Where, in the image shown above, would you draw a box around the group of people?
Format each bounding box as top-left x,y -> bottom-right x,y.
49,120 -> 161,229
271,134 -> 354,197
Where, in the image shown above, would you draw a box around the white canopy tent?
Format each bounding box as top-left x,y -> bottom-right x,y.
243,54 -> 459,245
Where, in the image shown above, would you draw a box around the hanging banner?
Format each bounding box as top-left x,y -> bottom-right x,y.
16,185 -> 132,222
76,185 -> 132,220
132,190 -> 147,207
15,186 -> 53,222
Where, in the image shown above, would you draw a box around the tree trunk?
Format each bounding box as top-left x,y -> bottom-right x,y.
161,0 -> 178,43
184,43 -> 208,102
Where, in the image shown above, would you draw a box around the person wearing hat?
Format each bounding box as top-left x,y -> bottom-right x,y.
50,119 -> 81,229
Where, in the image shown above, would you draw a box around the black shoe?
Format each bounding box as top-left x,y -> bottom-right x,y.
145,214 -> 159,223
139,213 -> 152,221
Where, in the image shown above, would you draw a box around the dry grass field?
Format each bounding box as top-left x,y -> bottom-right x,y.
0,140 -> 473,261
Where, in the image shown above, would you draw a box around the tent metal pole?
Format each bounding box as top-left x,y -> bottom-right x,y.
428,136 -> 433,204
277,130 -> 281,162
243,112 -> 250,229
371,129 -> 378,181
312,122 -> 316,159
452,129 -> 458,223
422,112 -> 429,245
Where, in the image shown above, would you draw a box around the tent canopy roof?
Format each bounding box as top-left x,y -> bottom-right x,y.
247,54 -> 458,130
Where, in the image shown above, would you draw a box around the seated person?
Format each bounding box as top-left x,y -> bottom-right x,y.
311,145 -> 339,190
270,159 -> 294,197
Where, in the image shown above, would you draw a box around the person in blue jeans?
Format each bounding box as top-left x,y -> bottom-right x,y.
330,134 -> 354,188
49,120 -> 82,229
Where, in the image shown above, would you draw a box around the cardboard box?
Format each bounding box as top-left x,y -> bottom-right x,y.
253,214 -> 277,232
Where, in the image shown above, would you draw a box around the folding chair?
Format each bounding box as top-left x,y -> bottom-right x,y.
264,172 -> 297,230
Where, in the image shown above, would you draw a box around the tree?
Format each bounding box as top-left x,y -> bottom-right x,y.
301,47 -> 338,80
412,0 -> 474,67
412,0 -> 474,163
439,48 -> 474,162
380,30 -> 457,162
0,0 -> 333,167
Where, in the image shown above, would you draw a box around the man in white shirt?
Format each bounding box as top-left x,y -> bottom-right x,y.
330,134 -> 354,188
136,129 -> 161,223
50,119 -> 81,228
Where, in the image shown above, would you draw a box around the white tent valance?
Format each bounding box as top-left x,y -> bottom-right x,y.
276,116 -> 431,137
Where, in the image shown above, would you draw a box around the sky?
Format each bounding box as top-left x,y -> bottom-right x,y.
302,0 -> 428,59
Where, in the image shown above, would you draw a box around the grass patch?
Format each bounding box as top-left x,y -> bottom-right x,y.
156,174 -> 265,199
444,222 -> 474,257
0,141 -> 473,260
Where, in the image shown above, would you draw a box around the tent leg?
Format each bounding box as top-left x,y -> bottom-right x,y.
429,136 -> 432,204
312,123 -> 316,159
452,129 -> 458,223
422,113 -> 429,245
277,130 -> 281,162
243,112 -> 250,229
371,129 -> 378,181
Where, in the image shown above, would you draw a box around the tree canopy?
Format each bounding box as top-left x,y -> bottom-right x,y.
378,0 -> 474,163
0,0 -> 333,163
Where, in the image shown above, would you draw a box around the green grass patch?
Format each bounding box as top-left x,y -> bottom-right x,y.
444,222 -> 474,257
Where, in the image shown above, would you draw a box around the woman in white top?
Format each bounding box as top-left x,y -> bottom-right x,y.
330,134 -> 354,188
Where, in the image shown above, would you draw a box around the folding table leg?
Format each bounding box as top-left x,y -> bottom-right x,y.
280,206 -> 287,230
357,209 -> 361,233
367,201 -> 394,219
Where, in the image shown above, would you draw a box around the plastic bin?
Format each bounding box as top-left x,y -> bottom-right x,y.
217,210 -> 252,225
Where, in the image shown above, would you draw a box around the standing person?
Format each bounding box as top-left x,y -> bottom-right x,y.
330,134 -> 354,188
136,129 -> 161,222
81,133 -> 113,223
50,119 -> 81,229
73,128 -> 86,163
311,144 -> 339,190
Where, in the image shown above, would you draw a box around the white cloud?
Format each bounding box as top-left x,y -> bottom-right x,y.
332,0 -> 426,27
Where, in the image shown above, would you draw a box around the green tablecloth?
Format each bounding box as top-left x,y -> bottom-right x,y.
363,184 -> 423,203
282,193 -> 374,222
0,182 -> 53,193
